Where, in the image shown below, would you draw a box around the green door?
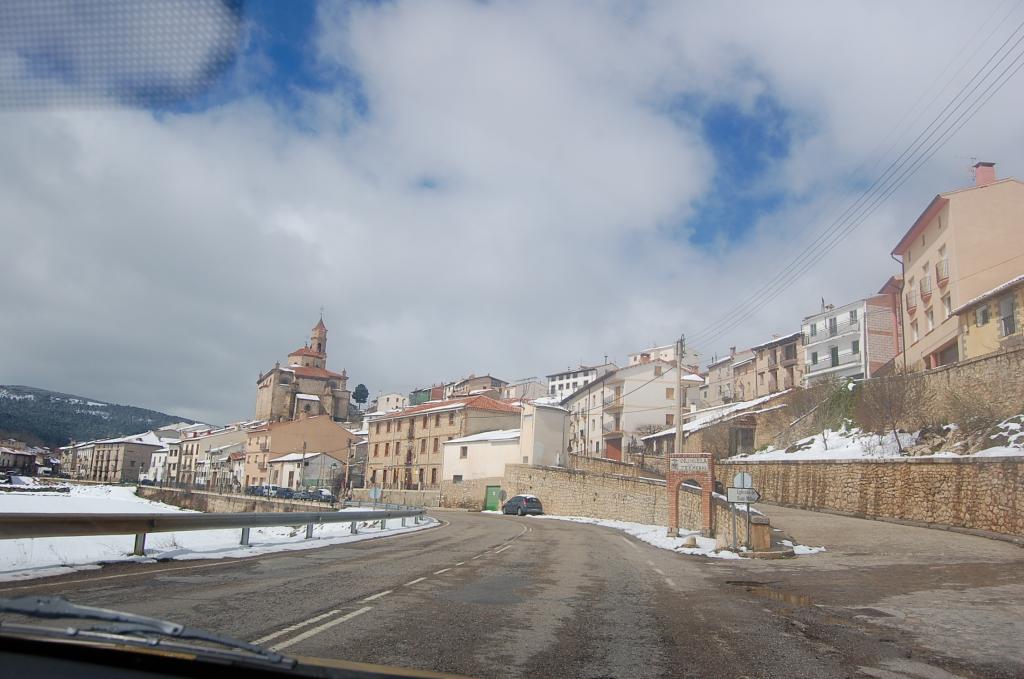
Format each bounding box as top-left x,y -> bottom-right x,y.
484,485 -> 502,511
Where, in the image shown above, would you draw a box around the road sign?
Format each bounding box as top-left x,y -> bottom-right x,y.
726,487 -> 761,504
732,472 -> 753,489
670,458 -> 709,474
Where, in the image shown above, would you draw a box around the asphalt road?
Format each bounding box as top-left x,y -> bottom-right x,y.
2,509 -> 1022,679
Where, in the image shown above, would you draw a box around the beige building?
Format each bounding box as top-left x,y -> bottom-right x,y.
751,333 -> 803,397
255,318 -> 352,422
701,348 -> 740,407
954,274 -> 1024,360
176,425 -> 253,487
243,415 -> 360,488
892,162 -> 1024,370
87,431 -> 166,483
444,374 -> 508,399
366,395 -> 521,489
731,354 -> 756,402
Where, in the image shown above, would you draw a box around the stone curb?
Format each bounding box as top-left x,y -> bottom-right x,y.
739,548 -> 796,560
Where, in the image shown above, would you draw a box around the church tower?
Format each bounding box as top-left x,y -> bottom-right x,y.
312,317 -> 328,356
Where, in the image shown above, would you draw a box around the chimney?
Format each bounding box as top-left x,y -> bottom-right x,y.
729,346 -> 736,357
974,161 -> 996,186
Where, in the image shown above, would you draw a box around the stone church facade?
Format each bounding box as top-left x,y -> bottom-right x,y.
255,318 -> 352,422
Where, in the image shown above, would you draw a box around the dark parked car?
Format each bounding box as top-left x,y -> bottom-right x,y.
314,488 -> 336,503
273,487 -> 295,499
292,489 -> 312,501
502,495 -> 543,516
244,485 -> 261,496
137,479 -> 155,486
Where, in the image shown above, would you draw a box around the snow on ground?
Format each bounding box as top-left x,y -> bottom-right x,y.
728,417 -> 1024,462
521,514 -> 824,559
0,485 -> 435,582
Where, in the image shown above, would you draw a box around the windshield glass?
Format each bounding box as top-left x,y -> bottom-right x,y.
2,2 -> 1023,678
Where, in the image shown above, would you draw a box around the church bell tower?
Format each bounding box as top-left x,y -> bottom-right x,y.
312,316 -> 328,356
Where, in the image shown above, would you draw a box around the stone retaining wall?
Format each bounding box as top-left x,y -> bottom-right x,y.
137,487 -> 326,513
349,487 -> 439,507
439,477 -> 503,509
719,456 -> 1023,537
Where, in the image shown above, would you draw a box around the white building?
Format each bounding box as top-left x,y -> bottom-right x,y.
371,392 -> 408,413
500,379 -> 548,401
546,362 -> 616,401
802,295 -> 899,386
627,343 -> 700,371
268,451 -> 344,490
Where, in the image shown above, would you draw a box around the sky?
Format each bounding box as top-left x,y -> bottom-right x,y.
2,0 -> 1023,425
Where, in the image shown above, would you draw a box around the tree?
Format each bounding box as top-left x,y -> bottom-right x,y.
854,371 -> 927,453
352,384 -> 369,407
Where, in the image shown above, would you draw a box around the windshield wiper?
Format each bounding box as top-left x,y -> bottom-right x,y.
0,595 -> 293,667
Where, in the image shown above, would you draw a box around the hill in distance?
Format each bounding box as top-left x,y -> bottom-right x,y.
0,385 -> 199,449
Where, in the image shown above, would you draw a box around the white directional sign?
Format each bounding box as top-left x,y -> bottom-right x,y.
671,458 -> 709,474
726,487 -> 761,504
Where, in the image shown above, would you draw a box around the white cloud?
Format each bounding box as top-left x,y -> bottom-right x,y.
2,0 -> 1023,424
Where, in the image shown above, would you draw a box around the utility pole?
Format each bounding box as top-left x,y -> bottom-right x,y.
674,334 -> 686,457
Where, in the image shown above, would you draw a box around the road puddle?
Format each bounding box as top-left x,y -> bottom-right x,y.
725,580 -> 813,606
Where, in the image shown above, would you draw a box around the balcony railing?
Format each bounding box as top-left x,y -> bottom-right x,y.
936,259 -> 949,285
807,351 -> 863,373
905,290 -> 918,312
805,319 -> 860,344
920,276 -> 933,300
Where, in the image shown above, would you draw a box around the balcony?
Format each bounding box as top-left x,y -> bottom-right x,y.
603,394 -> 624,412
905,290 -> 918,313
601,420 -> 623,437
936,259 -> 949,286
804,319 -> 860,345
806,351 -> 863,374
920,276 -> 933,301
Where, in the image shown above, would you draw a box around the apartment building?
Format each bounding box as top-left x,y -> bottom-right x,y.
500,379 -> 548,401
751,333 -> 804,397
177,424 -> 256,487
365,395 -> 521,489
87,431 -> 167,483
243,415 -> 360,488
802,292 -> 900,385
370,392 -> 408,412
892,162 -> 1024,370
700,348 -> 739,407
955,274 -> 1024,360
546,362 -> 616,401
444,375 -> 508,399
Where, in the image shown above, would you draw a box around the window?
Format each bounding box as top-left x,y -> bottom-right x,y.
448,412 -> 455,425
758,373 -> 764,384
828,317 -> 837,335
550,386 -> 556,395
431,468 -> 437,485
395,420 -> 402,432
420,439 -> 426,452
942,294 -> 951,319
375,423 -> 380,434
999,295 -> 1017,336
654,366 -> 662,376
666,387 -> 674,400
850,309 -> 858,322
433,438 -> 439,452
852,340 -> 860,354
423,415 -> 428,427
830,347 -> 839,367
452,475 -> 463,484
386,421 -> 391,433
926,308 -> 934,332
911,320 -> 919,343
385,442 -> 390,455
373,443 -> 379,457
434,414 -> 440,426
666,414 -> 674,426
810,323 -> 817,336
976,305 -> 990,326
460,446 -> 468,459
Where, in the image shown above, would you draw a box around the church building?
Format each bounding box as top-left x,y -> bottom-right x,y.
255,318 -> 353,422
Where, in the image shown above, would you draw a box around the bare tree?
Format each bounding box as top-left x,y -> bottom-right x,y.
854,371 -> 927,453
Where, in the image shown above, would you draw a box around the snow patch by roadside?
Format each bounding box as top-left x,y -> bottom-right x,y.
0,485 -> 436,582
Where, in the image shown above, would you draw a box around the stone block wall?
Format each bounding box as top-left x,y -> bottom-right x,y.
349,487 -> 439,507
568,454 -> 641,478
720,457 -> 1023,537
138,487 -> 326,513
439,476 -> 503,509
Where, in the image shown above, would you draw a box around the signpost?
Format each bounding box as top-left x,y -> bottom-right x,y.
732,472 -> 753,489
726,485 -> 761,551
670,458 -> 709,474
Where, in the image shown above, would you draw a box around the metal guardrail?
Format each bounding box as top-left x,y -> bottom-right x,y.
0,508 -> 428,556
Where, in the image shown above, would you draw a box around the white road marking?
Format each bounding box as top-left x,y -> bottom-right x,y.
493,545 -> 512,554
471,554 -> 484,560
434,568 -> 450,574
252,609 -> 340,644
361,590 -> 393,602
404,577 -> 426,586
270,607 -> 373,651
454,561 -> 465,566
620,536 -> 639,550
665,578 -> 678,589
653,568 -> 665,576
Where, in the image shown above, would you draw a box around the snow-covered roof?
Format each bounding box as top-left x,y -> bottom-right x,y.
0,447 -> 36,457
681,373 -> 705,384
296,393 -> 321,401
732,357 -> 755,369
641,391 -> 790,440
269,452 -> 328,463
748,331 -> 802,352
95,431 -> 166,447
446,429 -> 521,444
952,274 -> 1024,314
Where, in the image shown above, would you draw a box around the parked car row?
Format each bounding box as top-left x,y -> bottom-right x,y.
243,484 -> 336,502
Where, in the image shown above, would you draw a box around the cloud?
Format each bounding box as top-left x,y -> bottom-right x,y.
1,0 -> 1023,425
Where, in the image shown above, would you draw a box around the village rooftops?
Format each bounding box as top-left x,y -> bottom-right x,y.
373,394 -> 521,420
